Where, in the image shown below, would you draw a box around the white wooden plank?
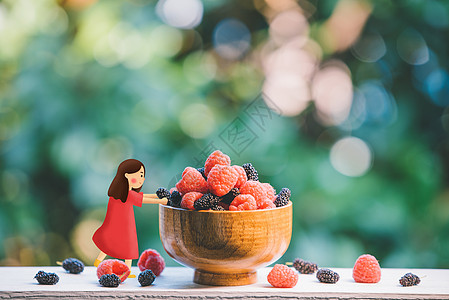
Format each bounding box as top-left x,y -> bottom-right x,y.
0,267 -> 448,299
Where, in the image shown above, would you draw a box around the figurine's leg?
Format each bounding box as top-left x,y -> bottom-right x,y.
94,251 -> 107,267
125,259 -> 136,278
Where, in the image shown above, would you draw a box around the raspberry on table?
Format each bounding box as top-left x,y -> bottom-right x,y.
267,264 -> 298,288
352,254 -> 381,283
99,274 -> 121,287
207,165 -> 239,197
232,165 -> 247,188
258,198 -> 276,209
156,188 -> 171,200
138,249 -> 165,276
229,194 -> 257,211
204,150 -> 231,176
293,258 -> 318,274
138,269 -> 156,286
274,188 -> 291,207
239,181 -> 267,207
34,271 -> 59,285
168,190 -> 182,207
181,192 -> 203,210
176,168 -> 208,195
399,273 -> 420,287
194,193 -> 219,210
96,259 -> 130,282
316,268 -> 339,283
219,188 -> 240,205
60,258 -> 84,274
242,163 -> 259,181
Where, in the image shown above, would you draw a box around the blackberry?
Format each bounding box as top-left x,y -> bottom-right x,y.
34,271 -> 59,285
99,274 -> 121,287
194,193 -> 219,210
274,188 -> 291,207
61,258 -> 84,274
242,163 -> 259,181
293,258 -> 318,274
156,187 -> 170,200
197,167 -> 207,180
138,269 -> 156,286
316,268 -> 339,284
219,188 -> 240,205
211,202 -> 226,211
169,190 -> 182,208
399,273 -> 420,287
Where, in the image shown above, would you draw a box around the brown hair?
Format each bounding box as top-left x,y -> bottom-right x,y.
108,159 -> 145,203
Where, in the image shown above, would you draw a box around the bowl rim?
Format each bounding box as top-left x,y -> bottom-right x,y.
159,201 -> 292,213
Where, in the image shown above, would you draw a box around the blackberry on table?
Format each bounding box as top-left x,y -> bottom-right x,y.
316,268 -> 340,284
197,167 -> 207,180
274,188 -> 291,207
169,190 -> 182,208
156,188 -> 170,200
399,273 -> 421,287
219,188 -> 240,205
194,193 -> 219,210
35,271 -> 59,285
242,163 -> 259,181
138,269 -> 156,286
99,274 -> 121,287
61,258 -> 84,274
293,258 -> 318,274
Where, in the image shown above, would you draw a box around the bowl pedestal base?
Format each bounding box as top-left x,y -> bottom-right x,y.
193,269 -> 257,286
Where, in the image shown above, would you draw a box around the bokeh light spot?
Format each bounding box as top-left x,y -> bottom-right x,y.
156,0 -> 203,29
397,28 -> 429,65
330,136 -> 372,177
179,103 -> 216,139
263,71 -> 310,117
269,10 -> 308,46
312,62 -> 353,126
213,18 -> 251,61
351,32 -> 386,63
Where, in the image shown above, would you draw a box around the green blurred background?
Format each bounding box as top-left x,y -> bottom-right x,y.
1,0 -> 449,269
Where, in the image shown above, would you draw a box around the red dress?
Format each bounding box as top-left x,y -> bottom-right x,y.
92,190 -> 143,259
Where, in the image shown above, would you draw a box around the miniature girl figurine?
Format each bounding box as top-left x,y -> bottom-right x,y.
92,159 -> 166,277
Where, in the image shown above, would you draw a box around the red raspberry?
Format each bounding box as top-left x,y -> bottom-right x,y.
181,192 -> 203,210
239,181 -> 267,205
204,150 -> 231,176
258,198 -> 276,209
267,264 -> 298,288
176,168 -> 208,195
182,166 -> 196,177
262,182 -> 276,201
137,249 -> 165,276
207,165 -> 239,197
232,165 -> 247,188
229,194 -> 257,211
353,254 -> 381,283
96,259 -> 130,282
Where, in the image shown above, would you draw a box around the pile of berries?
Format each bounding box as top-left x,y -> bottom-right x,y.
268,254 -> 422,288
157,150 -> 291,211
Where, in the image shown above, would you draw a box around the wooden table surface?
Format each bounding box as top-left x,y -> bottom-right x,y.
0,266 -> 448,299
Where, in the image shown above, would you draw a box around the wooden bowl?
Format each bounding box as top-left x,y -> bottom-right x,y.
159,202 -> 292,286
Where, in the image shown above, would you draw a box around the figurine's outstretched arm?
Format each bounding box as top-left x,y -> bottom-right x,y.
142,194 -> 168,204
